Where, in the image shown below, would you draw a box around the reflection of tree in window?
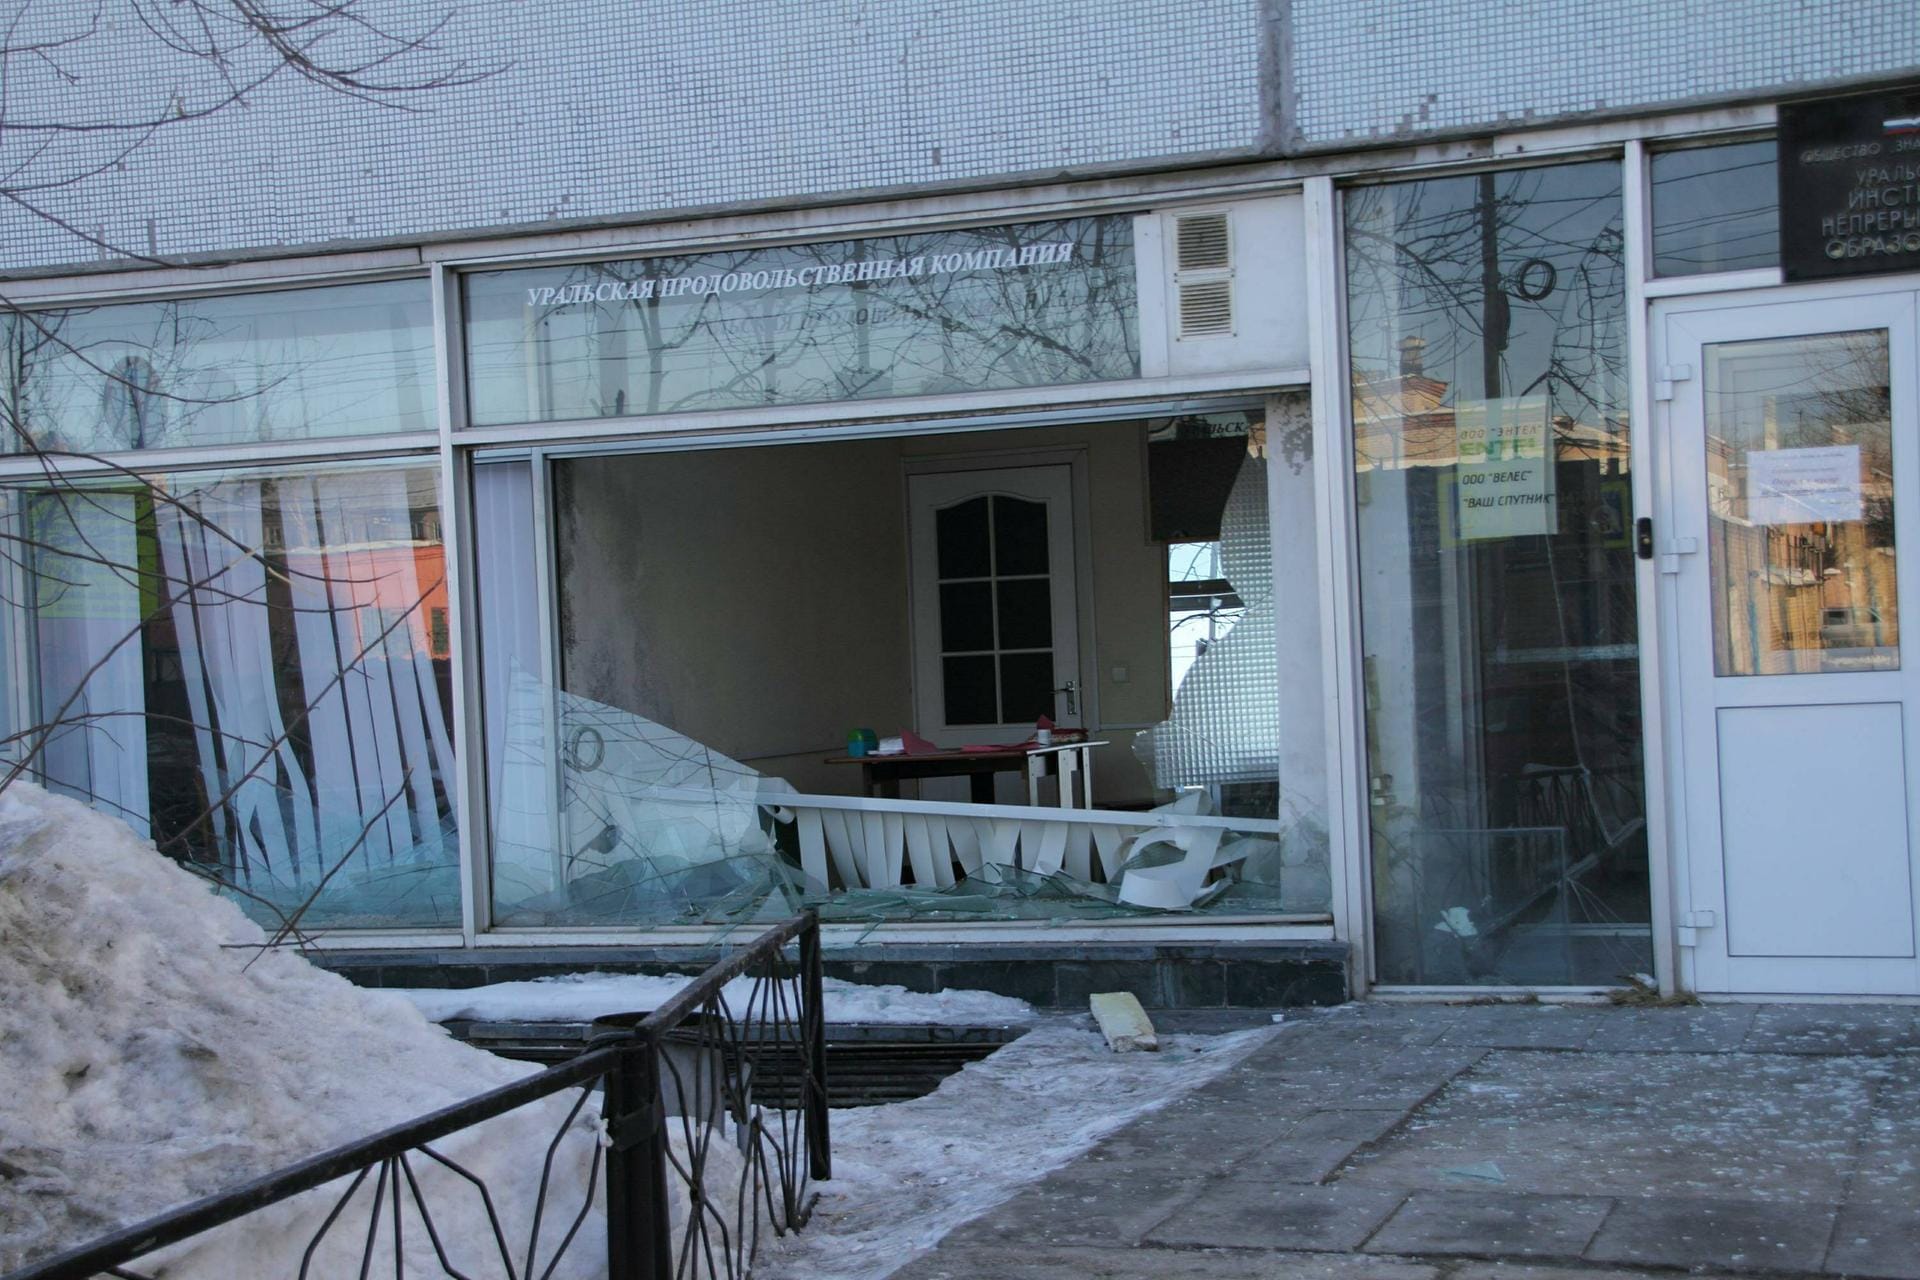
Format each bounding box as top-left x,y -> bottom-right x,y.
101,357 -> 160,451
1347,162 -> 1651,986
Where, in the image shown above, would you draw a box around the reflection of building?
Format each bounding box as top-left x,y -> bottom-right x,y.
3,5 -> 1919,1005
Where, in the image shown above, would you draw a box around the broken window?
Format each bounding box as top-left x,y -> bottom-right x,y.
16,462 -> 459,928
475,413 -> 1333,926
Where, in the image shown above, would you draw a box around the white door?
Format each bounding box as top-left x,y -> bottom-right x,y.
907,465 -> 1082,746
1661,287 -> 1920,995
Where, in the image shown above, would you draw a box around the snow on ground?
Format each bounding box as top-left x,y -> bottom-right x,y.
0,784 -> 604,1278
0,781 -> 1268,1280
756,1019 -> 1279,1280
398,971 -> 1036,1027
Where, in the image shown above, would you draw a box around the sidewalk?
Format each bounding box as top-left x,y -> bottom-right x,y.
893,1002 -> 1920,1279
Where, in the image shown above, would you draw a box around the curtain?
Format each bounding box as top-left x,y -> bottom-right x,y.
30,490 -> 151,833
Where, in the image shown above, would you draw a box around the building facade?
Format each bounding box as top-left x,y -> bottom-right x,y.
4,0 -> 1919,1000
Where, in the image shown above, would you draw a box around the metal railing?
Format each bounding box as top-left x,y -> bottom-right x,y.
6,911 -> 829,1280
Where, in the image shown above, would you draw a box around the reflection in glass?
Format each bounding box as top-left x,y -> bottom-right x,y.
1705,331 -> 1896,675
480,421 -> 1332,926
1651,141 -> 1780,278
21,462 -> 458,927
4,280 -> 434,453
463,217 -> 1138,427
1346,162 -> 1652,985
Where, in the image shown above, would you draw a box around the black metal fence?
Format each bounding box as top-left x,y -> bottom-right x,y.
6,911 -> 830,1280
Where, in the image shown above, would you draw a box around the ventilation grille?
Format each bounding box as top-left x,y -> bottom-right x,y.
1172,210 -> 1234,340
1177,279 -> 1234,337
1175,212 -> 1231,272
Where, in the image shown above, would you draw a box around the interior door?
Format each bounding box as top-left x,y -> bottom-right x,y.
1662,288 -> 1920,995
908,464 -> 1081,747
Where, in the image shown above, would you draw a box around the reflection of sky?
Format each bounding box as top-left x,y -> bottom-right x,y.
463,216 -> 1140,425
8,280 -> 434,453
1167,541 -> 1243,697
1345,161 -> 1627,432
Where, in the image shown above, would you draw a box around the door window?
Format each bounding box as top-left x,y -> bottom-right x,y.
934,494 -> 1058,725
1704,330 -> 1897,675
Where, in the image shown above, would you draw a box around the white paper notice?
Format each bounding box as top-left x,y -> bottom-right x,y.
1747,444 -> 1862,525
1457,457 -> 1558,539
1456,397 -> 1556,540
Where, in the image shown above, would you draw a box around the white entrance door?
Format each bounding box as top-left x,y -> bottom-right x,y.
1661,287 -> 1920,995
907,465 -> 1082,746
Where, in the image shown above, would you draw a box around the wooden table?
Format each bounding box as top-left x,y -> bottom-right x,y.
824,741 -> 1107,807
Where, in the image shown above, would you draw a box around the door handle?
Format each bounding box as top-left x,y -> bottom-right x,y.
1052,680 -> 1078,715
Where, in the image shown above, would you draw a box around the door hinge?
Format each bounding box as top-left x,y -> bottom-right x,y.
1653,362 -> 1694,402
1676,908 -> 1717,948
1657,537 -> 1700,575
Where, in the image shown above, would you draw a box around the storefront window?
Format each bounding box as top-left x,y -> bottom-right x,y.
461,217 -> 1138,427
1346,162 -> 1652,985
475,411 -> 1331,927
1651,140 -> 1780,278
16,460 -> 458,928
3,280 -> 434,454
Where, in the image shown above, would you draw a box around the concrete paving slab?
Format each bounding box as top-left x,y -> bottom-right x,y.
1434,1006 -> 1606,1051
935,1170 -> 1208,1249
1824,1203 -> 1920,1279
1143,1183 -> 1409,1252
894,1246 -> 1445,1280
1742,1006 -> 1920,1056
1362,1190 -> 1613,1260
1094,1101 -> 1308,1168
1340,1050 -> 1874,1202
1582,1004 -> 1758,1053
1584,1196 -> 1838,1273
1228,1134 -> 1385,1186
1447,1265 -> 1754,1280
1847,1063 -> 1920,1207
893,1004 -> 1920,1280
1286,1108 -> 1413,1144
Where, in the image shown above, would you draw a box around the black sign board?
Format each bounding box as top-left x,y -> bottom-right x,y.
1779,87 -> 1920,282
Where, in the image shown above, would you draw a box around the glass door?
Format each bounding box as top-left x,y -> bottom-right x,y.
1661,288 -> 1920,995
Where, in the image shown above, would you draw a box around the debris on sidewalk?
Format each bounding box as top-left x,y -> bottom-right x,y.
1090,992 -> 1159,1052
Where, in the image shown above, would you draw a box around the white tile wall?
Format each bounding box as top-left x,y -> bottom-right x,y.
3,1 -> 1915,275
0,0 -> 1263,273
1290,0 -> 1920,149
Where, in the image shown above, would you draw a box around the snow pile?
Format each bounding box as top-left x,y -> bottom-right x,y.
0,781 -> 1273,1280
0,784 -> 604,1277
399,971 -> 1035,1027
756,1020 -> 1279,1280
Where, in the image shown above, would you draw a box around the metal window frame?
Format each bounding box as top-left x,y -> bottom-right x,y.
0,102 -> 1832,962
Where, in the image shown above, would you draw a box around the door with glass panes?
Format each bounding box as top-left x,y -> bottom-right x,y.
908,465 -> 1082,747
1660,286 -> 1920,995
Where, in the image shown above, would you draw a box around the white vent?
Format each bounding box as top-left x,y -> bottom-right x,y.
1175,212 -> 1231,272
1177,279 -> 1234,337
1171,210 -> 1233,340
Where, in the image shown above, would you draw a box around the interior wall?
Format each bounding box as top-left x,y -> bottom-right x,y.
900,422 -> 1167,805
556,420 -> 1172,805
556,438 -> 913,796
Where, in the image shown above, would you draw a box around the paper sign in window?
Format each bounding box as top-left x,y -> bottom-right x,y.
1746,444 -> 1862,526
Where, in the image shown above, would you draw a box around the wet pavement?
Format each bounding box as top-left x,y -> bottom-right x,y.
895,1002 -> 1920,1279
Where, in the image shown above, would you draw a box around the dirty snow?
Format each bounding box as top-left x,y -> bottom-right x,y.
398,971 -> 1035,1027
0,782 -> 1268,1279
0,784 -> 605,1277
755,1020 -> 1278,1280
